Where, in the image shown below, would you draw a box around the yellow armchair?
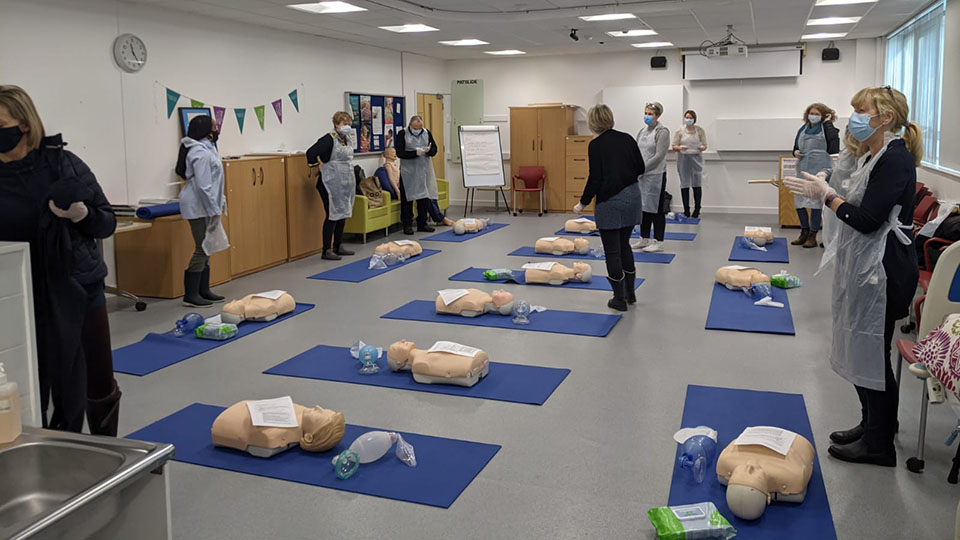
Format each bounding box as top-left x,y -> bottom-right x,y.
345,178 -> 450,242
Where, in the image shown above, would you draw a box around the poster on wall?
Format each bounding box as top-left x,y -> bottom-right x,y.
344,92 -> 405,154
385,124 -> 395,148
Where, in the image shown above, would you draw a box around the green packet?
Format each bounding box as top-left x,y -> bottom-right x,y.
648,502 -> 737,540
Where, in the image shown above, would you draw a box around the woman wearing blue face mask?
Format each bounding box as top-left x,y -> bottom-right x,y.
307,111 -> 357,261
785,86 -> 921,467
395,116 -> 439,235
791,103 -> 839,248
672,110 -> 707,218
633,102 -> 670,253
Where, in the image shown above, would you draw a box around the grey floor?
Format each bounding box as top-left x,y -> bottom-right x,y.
108,209 -> 956,540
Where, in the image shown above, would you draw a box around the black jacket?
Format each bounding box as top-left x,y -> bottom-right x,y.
793,120 -> 840,155
580,129 -> 646,206
395,129 -> 438,160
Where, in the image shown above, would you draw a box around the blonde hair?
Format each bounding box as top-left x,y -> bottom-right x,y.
0,85 -> 45,151
851,86 -> 924,166
842,127 -> 866,157
332,111 -> 353,127
588,104 -> 614,134
645,102 -> 663,117
803,102 -> 835,125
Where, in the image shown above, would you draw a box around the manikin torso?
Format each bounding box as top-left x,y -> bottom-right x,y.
535,236 -> 590,255
221,292 -> 296,324
453,218 -> 484,235
715,266 -> 770,290
387,340 -> 490,386
374,240 -> 423,257
744,227 -> 775,245
435,288 -> 515,317
211,401 -> 346,457
524,262 -> 593,284
564,218 -> 598,234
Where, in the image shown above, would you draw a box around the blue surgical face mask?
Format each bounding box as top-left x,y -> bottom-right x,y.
643,115 -> 654,126
683,118 -> 695,126
410,128 -> 423,136
338,125 -> 351,135
848,112 -> 877,142
808,114 -> 821,125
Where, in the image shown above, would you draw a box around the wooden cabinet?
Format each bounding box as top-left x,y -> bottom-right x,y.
565,136 -> 594,214
223,156 -> 288,276
509,105 -> 575,212
283,154 -> 325,260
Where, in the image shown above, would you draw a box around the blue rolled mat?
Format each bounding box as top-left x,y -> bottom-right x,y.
729,237 -> 790,263
135,203 -> 181,219
265,345 -> 569,405
448,267 -> 643,291
382,300 -> 620,337
307,249 -> 441,283
126,403 -> 500,509
668,385 -> 836,540
666,215 -> 700,225
420,223 -> 509,243
113,303 -> 315,376
508,246 -> 675,264
705,283 -> 795,335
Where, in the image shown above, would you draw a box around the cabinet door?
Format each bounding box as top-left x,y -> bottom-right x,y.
258,158 -> 289,266
225,161 -> 262,275
285,155 -> 325,260
537,108 -> 571,211
509,108 -> 540,184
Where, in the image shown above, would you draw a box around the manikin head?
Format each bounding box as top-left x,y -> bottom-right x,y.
573,237 -> 590,254
383,147 -> 397,162
300,406 -> 346,452
387,340 -> 416,371
572,262 -> 593,282
726,461 -> 771,520
491,289 -> 514,307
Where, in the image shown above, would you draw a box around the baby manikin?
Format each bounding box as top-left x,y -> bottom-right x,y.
387,340 -> 490,387
374,240 -> 422,257
221,291 -> 295,324
535,236 -> 590,256
716,428 -> 816,520
715,266 -> 770,290
453,218 -> 485,235
744,227 -> 774,247
523,261 -> 593,285
211,401 -> 346,457
564,218 -> 598,234
436,288 -> 514,317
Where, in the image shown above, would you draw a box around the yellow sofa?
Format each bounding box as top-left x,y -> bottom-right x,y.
345,178 -> 449,242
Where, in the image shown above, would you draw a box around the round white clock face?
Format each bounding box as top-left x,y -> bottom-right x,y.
113,33 -> 147,73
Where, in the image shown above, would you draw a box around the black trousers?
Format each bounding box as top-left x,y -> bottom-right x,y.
680,187 -> 702,216
640,172 -> 668,241
852,307 -> 900,452
186,218 -> 209,272
316,180 -> 346,250
598,227 -> 636,278
400,178 -> 430,228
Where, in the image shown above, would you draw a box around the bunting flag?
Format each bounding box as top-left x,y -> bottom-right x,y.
288,89 -> 300,112
235,108 -> 246,133
213,106 -> 226,131
254,105 -> 266,130
271,99 -> 283,124
165,88 -> 181,118
190,99 -> 204,108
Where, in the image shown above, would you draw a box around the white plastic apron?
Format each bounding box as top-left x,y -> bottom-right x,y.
399,129 -> 437,201
828,141 -> 913,390
321,133 -> 356,221
677,129 -> 703,189
637,124 -> 667,213
794,127 -> 832,209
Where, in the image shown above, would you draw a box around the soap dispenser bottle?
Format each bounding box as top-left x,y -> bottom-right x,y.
0,363 -> 22,443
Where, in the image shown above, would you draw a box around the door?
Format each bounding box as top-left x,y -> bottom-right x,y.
537,107 -> 572,211
258,158 -> 288,266
284,155 -> 324,260
226,160 -> 262,275
418,93 -> 445,178
510,107 -> 540,208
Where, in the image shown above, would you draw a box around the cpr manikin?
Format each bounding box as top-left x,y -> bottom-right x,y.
715,266 -> 770,290
744,227 -> 775,247
716,430 -> 816,520
387,340 -> 490,387
211,401 -> 346,457
523,262 -> 593,285
535,236 -> 590,256
564,218 -> 598,234
436,288 -> 514,317
221,291 -> 295,324
453,218 -> 485,235
374,240 -> 422,257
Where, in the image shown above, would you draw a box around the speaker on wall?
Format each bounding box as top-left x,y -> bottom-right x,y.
651,56 -> 667,69
822,47 -> 840,61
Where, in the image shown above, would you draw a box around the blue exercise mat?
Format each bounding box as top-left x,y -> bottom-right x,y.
667,215 -> 700,225
113,303 -> 315,376
729,237 -> 790,263
448,267 -> 643,291
382,300 -> 621,337
265,345 -> 569,405
669,385 -> 836,540
307,249 -> 441,283
554,228 -> 697,241
420,223 -> 508,243
126,403 -> 500,509
508,246 -> 674,264
705,283 -> 795,335
135,203 -> 180,219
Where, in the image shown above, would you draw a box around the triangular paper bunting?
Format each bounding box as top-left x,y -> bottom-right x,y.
288,89 -> 300,112
271,99 -> 282,124
190,99 -> 204,108
213,107 -> 226,131
255,105 -> 266,130
165,88 -> 180,118
235,108 -> 246,133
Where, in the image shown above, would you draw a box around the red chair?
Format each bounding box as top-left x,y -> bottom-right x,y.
512,166 -> 546,217
913,195 -> 939,237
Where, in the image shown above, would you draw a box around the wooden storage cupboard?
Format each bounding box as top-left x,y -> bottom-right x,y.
223,156 -> 289,276
248,153 -> 325,261
565,135 -> 594,214
509,105 -> 575,212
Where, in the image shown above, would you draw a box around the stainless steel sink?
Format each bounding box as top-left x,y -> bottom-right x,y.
0,427 -> 174,540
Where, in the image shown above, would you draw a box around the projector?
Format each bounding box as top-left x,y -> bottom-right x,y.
704,44 -> 748,58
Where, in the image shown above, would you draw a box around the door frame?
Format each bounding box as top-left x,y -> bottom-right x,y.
417,92 -> 445,178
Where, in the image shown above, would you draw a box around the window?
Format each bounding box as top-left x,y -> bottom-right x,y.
884,0 -> 946,168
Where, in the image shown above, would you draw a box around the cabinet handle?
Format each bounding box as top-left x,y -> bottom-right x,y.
251,168 -> 256,186
531,140 -> 534,151
260,167 -> 264,185
540,139 -> 543,151
574,158 -> 585,162
574,176 -> 586,180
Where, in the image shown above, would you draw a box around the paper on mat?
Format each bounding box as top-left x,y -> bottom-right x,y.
522,262 -> 557,271
539,236 -> 559,242
254,290 -> 287,300
394,240 -> 416,246
438,289 -> 470,306
246,396 -> 299,428
744,226 -> 772,234
734,426 -> 797,456
721,265 -> 752,271
573,217 -> 593,223
462,218 -> 477,226
428,341 -> 481,358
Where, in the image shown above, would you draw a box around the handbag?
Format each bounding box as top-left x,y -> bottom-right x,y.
358,176 -> 384,208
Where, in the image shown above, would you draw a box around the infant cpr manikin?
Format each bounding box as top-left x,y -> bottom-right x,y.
221,291 -> 295,325
374,240 -> 422,257
453,218 -> 485,235
535,236 -> 590,256
436,288 -> 515,317
564,218 -> 598,234
716,429 -> 816,520
211,401 -> 346,457
523,262 -> 593,285
387,340 -> 490,387
744,227 -> 774,247
715,266 -> 771,290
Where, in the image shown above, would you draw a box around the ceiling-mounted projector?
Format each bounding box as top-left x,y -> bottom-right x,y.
704,44 -> 748,57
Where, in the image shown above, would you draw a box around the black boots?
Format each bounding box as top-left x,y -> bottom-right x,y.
199,266 -> 224,302
334,246 -> 354,256
830,424 -> 864,445
624,270 -> 637,304
606,275 -> 628,311
183,271 -> 212,307
322,249 -> 342,260
403,225 -> 415,235
828,439 -> 896,467
418,224 -> 436,233
792,229 -> 810,246
86,379 -> 121,437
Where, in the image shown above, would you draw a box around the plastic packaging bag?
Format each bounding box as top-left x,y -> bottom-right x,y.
483,268 -> 515,281
369,252 -> 407,270
739,236 -> 768,252
194,323 -> 238,341
648,502 -> 737,540
332,431 -> 417,480
770,270 -> 802,289
590,246 -> 605,259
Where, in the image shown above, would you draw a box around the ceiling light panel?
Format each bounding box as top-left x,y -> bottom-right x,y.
287,2 -> 366,14
807,16 -> 862,25
632,41 -> 674,48
485,50 -> 526,55
438,39 -> 489,46
379,24 -> 438,33
814,0 -> 876,5
801,32 -> 848,39
579,14 -> 637,22
606,29 -> 657,37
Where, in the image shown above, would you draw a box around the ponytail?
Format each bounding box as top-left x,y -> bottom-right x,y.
902,122 -> 924,166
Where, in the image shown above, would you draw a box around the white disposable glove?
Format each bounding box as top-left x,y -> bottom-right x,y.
783,172 -> 836,203
573,202 -> 584,214
49,200 -> 89,223
415,147 -> 426,156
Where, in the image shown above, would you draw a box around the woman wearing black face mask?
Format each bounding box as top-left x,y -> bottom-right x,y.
175,115 -> 227,307
0,85 -> 120,435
